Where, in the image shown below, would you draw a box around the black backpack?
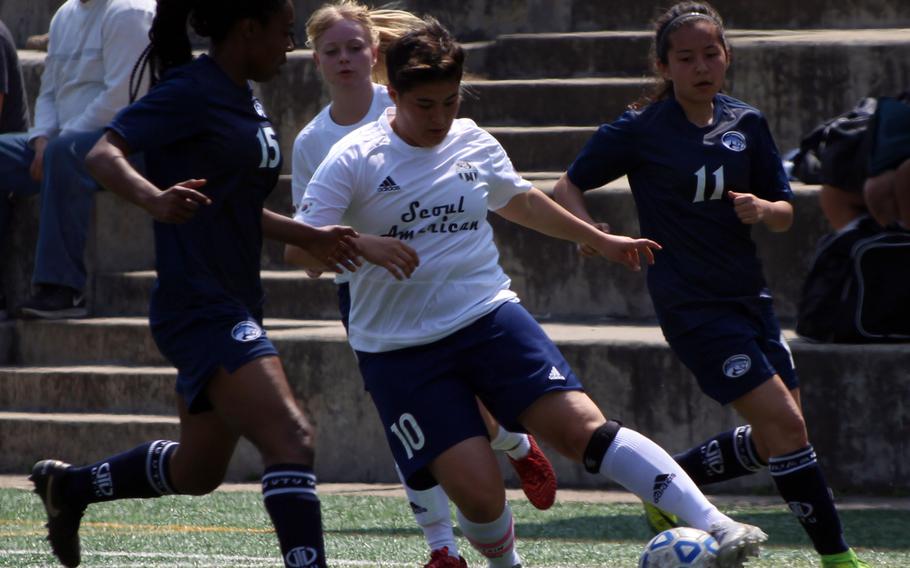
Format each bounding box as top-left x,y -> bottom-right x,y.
797,216 -> 910,343
792,98 -> 877,192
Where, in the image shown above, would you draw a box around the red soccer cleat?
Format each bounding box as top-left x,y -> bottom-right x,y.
424,547 -> 468,567
508,435 -> 557,510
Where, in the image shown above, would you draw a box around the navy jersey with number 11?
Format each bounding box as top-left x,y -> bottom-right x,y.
109,54 -> 282,320
567,94 -> 792,338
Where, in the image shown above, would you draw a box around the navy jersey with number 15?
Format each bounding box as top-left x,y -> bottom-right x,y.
567,94 -> 792,338
108,54 -> 282,320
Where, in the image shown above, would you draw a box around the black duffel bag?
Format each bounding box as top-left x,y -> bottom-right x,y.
797,216 -> 910,343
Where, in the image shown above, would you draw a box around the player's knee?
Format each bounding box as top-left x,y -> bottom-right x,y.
456,492 -> 506,523
757,412 -> 808,455
256,415 -> 316,467
582,420 -> 622,474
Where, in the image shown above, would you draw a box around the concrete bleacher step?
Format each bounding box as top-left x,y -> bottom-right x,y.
5,3 -> 907,493
258,28 -> 910,153
6,0 -> 909,48
460,78 -> 650,126
406,0 -> 910,38
3,319 -> 907,491
0,411 -> 264,481
61,175 -> 830,324
93,270 -> 342,319
16,29 -> 908,165
2,175 -> 830,323
0,365 -> 176,414
485,125 -> 596,172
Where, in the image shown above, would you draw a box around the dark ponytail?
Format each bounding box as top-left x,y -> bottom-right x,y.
148,0 -> 195,82
131,0 -> 289,92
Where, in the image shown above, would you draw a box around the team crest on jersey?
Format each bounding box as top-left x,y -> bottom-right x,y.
721,131 -> 747,152
455,161 -> 479,182
231,320 -> 263,343
722,354 -> 752,378
297,200 -> 313,216
252,99 -> 268,118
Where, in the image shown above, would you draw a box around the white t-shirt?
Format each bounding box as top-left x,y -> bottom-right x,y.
298,108 -> 532,353
29,0 -> 155,142
291,83 -> 393,213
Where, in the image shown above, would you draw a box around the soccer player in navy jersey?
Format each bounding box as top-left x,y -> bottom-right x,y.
28,2 -> 359,567
554,3 -> 869,567
299,18 -> 767,568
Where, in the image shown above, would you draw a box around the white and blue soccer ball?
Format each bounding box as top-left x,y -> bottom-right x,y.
639,527 -> 719,568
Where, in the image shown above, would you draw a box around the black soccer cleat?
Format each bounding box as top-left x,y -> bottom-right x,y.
30,459 -> 85,567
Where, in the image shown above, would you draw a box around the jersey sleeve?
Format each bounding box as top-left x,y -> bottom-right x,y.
749,113 -> 792,202
107,72 -> 204,154
296,145 -> 357,227
291,130 -> 316,214
567,110 -> 639,191
483,133 -> 533,210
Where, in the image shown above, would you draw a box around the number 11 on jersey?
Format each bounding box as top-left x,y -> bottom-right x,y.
694,165 -> 725,202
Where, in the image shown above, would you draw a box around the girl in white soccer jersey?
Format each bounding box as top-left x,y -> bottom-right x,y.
553,3 -> 868,568
299,17 -> 766,568
286,4 -> 556,566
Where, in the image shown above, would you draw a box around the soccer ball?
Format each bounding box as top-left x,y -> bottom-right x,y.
639,527 -> 719,568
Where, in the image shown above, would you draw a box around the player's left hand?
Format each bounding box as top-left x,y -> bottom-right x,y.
594,234 -> 662,271
578,222 -> 611,257
306,225 -> 362,273
728,191 -> 768,224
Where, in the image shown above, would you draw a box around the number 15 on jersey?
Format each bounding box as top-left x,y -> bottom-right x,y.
257,126 -> 280,169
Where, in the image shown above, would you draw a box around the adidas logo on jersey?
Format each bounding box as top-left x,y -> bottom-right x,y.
548,366 -> 566,382
377,176 -> 401,193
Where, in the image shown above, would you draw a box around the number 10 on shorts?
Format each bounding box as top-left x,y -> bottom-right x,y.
390,413 -> 425,459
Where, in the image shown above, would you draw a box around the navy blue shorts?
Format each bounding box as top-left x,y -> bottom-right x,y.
151,309 -> 278,413
666,301 -> 799,405
355,301 -> 583,480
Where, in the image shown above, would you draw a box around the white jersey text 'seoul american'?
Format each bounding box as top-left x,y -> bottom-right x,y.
298,108 -> 532,352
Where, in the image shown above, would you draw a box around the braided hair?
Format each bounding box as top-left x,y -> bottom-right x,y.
130,0 -> 289,98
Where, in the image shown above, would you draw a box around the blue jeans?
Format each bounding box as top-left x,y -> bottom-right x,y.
0,129 -> 104,291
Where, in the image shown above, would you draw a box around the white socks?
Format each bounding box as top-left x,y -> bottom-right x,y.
490,426 -> 531,460
395,463 -> 459,556
457,503 -> 522,568
598,427 -> 730,531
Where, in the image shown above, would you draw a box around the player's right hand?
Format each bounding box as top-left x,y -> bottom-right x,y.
147,179 -> 211,223
356,235 -> 420,280
306,225 -> 362,273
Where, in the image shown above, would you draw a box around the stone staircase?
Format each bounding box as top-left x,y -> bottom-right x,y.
1,1 -> 908,493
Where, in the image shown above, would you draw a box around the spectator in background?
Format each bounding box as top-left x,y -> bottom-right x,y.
0,17 -> 30,320
0,0 -> 155,320
863,94 -> 910,230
